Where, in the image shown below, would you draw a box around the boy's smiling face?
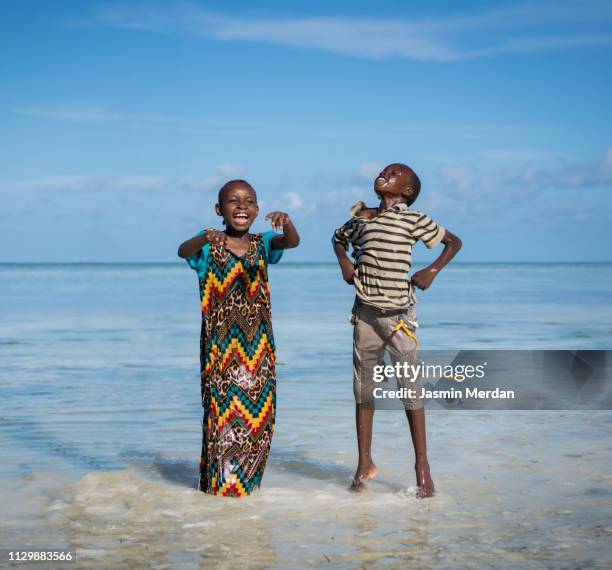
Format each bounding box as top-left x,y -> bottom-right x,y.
374,163 -> 413,200
215,182 -> 259,232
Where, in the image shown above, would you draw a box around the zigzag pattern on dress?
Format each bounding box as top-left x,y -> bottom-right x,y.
202,392 -> 275,497
210,380 -> 275,436
204,323 -> 276,376
199,255 -> 270,314
207,460 -> 267,497
207,306 -> 273,343
197,234 -> 278,497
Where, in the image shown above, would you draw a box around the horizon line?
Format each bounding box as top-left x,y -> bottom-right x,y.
1,261 -> 611,266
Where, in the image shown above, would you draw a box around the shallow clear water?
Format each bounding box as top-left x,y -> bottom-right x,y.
1,263 -> 611,568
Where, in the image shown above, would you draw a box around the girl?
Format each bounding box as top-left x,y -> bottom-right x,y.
178,179 -> 299,496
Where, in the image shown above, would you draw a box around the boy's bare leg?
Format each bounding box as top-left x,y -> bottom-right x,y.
350,403 -> 379,492
406,407 -> 435,498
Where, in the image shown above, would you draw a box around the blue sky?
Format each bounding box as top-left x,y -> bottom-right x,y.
1,0 -> 611,262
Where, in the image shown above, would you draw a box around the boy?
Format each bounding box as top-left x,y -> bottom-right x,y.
332,163 -> 462,497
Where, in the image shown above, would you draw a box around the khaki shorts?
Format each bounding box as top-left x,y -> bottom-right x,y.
352,299 -> 424,410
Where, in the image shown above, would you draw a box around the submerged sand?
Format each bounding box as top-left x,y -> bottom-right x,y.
2,411 -> 611,569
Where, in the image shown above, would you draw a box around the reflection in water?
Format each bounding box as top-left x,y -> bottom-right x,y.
1,263 -> 612,567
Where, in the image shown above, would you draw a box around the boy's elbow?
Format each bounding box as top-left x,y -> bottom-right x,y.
443,230 -> 462,250
331,237 -> 345,251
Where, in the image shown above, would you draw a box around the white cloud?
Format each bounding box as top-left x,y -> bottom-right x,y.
107,176 -> 169,191
216,163 -> 247,177
318,186 -> 369,209
357,162 -> 383,181
477,148 -> 566,161
194,163 -> 249,194
8,105 -> 125,123
90,1 -> 612,62
503,148 -> 612,188
0,176 -> 168,193
181,176 -> 220,192
283,192 -> 303,210
7,104 -> 269,135
429,148 -> 612,227
3,176 -> 96,191
0,163 -> 247,194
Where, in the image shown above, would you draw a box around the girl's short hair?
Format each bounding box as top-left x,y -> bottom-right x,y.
218,179 -> 256,203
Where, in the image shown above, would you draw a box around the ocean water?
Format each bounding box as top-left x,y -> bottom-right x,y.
1,262 -> 611,568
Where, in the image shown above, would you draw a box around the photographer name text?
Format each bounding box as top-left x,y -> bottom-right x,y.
373,386 -> 515,400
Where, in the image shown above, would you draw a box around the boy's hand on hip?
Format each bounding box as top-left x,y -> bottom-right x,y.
340,258 -> 356,284
411,268 -> 437,290
265,211 -> 290,232
205,228 -> 228,248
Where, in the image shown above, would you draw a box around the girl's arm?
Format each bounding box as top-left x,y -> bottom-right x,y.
177,229 -> 227,259
266,212 -> 300,249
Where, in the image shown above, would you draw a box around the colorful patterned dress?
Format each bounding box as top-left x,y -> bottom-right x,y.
186,231 -> 282,497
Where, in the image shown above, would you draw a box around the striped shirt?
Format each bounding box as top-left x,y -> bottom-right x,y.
333,201 -> 445,308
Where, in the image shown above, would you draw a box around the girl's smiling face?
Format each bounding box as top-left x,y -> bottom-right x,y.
215,182 -> 259,232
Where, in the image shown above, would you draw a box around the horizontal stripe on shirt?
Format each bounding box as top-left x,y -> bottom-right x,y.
333,201 -> 445,309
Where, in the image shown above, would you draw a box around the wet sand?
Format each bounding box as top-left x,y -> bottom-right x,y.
2,411 -> 611,568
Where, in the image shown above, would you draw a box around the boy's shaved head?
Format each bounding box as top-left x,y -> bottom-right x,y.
393,163 -> 421,203
218,179 -> 257,203
375,163 -> 421,206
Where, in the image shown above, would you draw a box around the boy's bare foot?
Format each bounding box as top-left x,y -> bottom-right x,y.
349,462 -> 378,492
415,461 -> 435,498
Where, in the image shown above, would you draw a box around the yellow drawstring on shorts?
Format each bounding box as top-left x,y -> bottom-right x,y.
390,321 -> 465,381
391,319 -> 419,347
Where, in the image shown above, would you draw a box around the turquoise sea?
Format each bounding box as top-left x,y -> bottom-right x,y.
1,262 -> 611,568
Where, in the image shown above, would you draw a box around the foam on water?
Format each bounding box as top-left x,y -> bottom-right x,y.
2,409 -> 612,568
1,263 -> 612,567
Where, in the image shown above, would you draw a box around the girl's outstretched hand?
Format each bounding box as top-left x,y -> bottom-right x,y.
205,228 -> 228,248
265,211 -> 290,233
